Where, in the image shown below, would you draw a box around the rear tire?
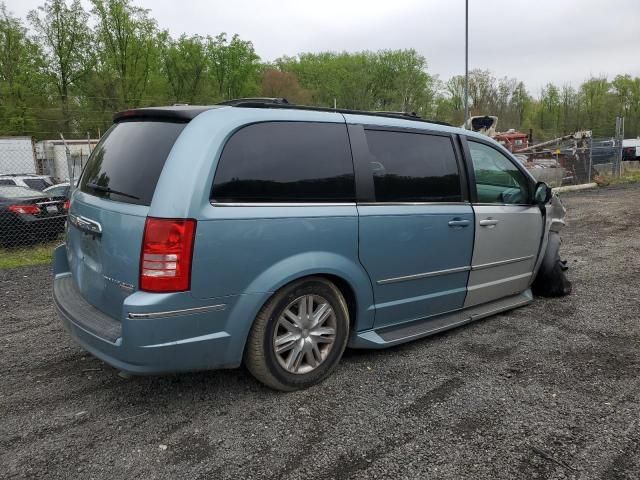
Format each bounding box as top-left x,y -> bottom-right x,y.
532,232 -> 572,297
244,276 -> 350,391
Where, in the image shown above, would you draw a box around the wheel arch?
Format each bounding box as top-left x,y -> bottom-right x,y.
243,251 -> 375,332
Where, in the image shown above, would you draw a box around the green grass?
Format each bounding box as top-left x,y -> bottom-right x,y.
595,170 -> 640,186
0,242 -> 57,269
613,170 -> 640,184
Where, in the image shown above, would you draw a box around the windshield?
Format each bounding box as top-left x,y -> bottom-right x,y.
79,121 -> 187,206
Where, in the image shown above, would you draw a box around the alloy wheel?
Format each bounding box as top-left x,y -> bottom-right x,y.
272,294 -> 337,374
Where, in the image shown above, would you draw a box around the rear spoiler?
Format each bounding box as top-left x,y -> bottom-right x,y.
113,106 -> 219,123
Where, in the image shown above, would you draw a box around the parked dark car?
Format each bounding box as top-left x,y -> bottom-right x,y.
0,185 -> 68,247
591,140 -> 618,164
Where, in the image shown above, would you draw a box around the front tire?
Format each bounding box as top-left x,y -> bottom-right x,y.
532,232 -> 572,297
244,277 -> 350,391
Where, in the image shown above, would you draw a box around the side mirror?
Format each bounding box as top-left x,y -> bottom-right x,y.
534,181 -> 552,205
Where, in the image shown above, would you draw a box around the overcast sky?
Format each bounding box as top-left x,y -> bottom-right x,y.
6,0 -> 640,95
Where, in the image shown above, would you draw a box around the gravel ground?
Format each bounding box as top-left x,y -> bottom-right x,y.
1,184 -> 639,480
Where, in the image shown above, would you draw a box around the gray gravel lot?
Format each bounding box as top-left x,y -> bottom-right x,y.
1,184 -> 639,480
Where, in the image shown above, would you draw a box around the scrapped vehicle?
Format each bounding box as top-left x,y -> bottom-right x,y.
0,174 -> 54,191
0,185 -> 68,247
53,100 -> 570,391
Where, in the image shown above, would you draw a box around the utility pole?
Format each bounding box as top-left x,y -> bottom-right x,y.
615,116 -> 625,178
464,0 -> 469,126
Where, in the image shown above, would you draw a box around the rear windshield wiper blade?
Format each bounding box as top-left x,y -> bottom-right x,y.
86,182 -> 140,200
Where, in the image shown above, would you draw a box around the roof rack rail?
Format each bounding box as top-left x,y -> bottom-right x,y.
371,110 -> 420,119
218,98 -> 450,126
217,97 -> 290,107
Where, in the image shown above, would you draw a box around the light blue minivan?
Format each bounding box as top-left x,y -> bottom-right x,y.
53,99 -> 570,391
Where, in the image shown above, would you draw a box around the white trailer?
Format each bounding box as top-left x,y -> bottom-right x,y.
623,138 -> 640,158
0,136 -> 37,175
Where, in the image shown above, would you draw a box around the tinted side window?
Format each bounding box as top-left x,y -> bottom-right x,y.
212,122 -> 355,202
468,141 -> 529,204
364,130 -> 461,202
0,179 -> 15,186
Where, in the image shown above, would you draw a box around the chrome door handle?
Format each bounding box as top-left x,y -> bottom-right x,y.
448,219 -> 470,227
479,218 -> 499,227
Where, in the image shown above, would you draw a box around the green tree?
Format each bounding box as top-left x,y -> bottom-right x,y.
207,33 -> 260,100
372,49 -> 434,114
510,81 -> 531,129
276,49 -> 435,114
579,77 -> 611,137
0,3 -> 46,136
559,85 -> 577,134
91,0 -> 159,108
160,33 -> 208,103
467,69 -> 497,115
443,75 -> 465,124
28,0 -> 93,134
611,74 -> 640,137
539,83 -> 560,136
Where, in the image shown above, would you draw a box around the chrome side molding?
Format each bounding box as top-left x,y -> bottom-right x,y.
377,265 -> 471,285
472,255 -> 534,271
128,304 -> 227,319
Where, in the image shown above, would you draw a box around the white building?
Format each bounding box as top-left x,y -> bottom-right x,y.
0,136 -> 37,175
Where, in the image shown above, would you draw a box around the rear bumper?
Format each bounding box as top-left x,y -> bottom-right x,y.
53,244 -> 267,375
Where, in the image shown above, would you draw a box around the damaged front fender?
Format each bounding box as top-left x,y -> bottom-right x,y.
531,192 -> 572,296
547,193 -> 567,233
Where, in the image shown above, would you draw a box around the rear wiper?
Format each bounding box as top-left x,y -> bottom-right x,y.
86,182 -> 140,200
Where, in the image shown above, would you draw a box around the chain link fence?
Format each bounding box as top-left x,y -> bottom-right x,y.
0,136 -> 94,251
513,132 -> 628,187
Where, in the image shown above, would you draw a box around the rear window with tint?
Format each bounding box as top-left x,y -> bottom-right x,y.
23,178 -> 51,191
211,122 -> 355,203
79,121 -> 186,206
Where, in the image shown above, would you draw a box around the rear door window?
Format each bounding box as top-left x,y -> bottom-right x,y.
364,130 -> 462,202
211,122 -> 355,203
79,121 -> 186,206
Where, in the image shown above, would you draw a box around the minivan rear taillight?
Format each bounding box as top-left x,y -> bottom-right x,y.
140,217 -> 196,292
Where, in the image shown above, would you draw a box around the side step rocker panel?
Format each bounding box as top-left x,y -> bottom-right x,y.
350,289 -> 532,349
